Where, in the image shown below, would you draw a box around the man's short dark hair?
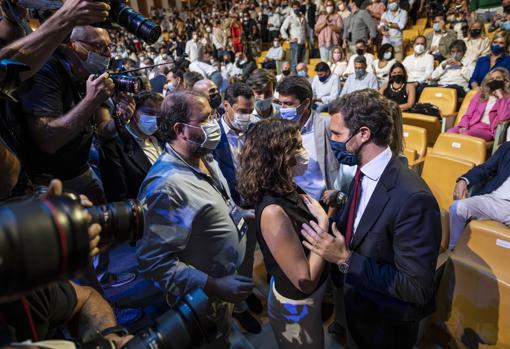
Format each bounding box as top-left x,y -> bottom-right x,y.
354,55 -> 367,66
329,90 -> 393,147
315,62 -> 331,73
355,39 -> 366,46
170,67 -> 185,80
415,35 -> 427,44
353,0 -> 363,8
158,90 -> 208,141
183,71 -> 204,88
225,82 -> 255,106
246,69 -> 276,92
291,0 -> 300,7
276,76 -> 313,102
450,39 -> 467,52
135,91 -> 164,108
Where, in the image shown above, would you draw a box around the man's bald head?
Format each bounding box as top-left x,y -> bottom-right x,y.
193,79 -> 218,96
70,26 -> 111,46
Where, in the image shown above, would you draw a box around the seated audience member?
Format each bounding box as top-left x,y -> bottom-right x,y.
277,61 -> 292,82
237,118 -> 328,349
276,76 -> 339,200
344,39 -> 375,76
488,0 -> 510,32
403,35 -> 434,96
247,69 -> 281,119
99,92 -> 164,202
236,51 -> 258,81
449,141 -> 510,249
380,62 -> 416,111
425,13 -> 457,62
150,65 -> 170,94
183,71 -> 204,90
463,21 -> 491,65
193,79 -> 224,114
340,56 -> 379,95
372,43 -> 397,86
328,46 -> 348,77
296,62 -> 311,81
449,68 -> 510,141
312,62 -> 340,112
470,32 -> 510,89
379,0 -> 407,61
137,91 -> 254,349
430,39 -> 475,98
263,38 -> 285,70
164,67 -> 185,96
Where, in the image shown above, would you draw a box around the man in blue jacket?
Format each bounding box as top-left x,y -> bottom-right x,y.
449,141 -> 510,249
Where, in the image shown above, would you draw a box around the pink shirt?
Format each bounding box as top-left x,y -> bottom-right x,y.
314,13 -> 344,47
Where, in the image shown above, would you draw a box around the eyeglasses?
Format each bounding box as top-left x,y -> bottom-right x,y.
74,40 -> 110,56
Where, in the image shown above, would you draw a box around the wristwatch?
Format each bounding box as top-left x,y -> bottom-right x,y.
337,251 -> 352,274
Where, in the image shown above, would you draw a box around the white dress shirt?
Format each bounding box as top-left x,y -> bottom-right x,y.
344,53 -> 375,76
220,117 -> 244,169
403,53 -> 434,83
280,13 -> 308,44
430,58 -> 475,91
265,46 -> 285,61
185,39 -> 202,62
311,74 -> 340,104
353,146 -> 392,233
492,175 -> 510,200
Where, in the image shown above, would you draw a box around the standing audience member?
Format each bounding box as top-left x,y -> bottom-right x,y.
315,0 -> 344,62
337,0 -> 351,20
165,67 -> 185,96
193,79 -> 224,114
238,118 -> 329,349
463,21 -> 491,66
372,43 -> 397,86
344,39 -> 375,76
342,0 -> 377,56
185,31 -> 203,62
137,91 -> 254,349
449,68 -> 510,141
301,0 -> 318,50
267,6 -> 283,40
470,32 -> 510,89
312,62 -> 340,112
381,62 -> 417,111
263,38 -> 285,70
247,69 -> 281,119
379,0 -> 407,61
231,14 -> 244,53
341,56 -> 379,95
183,71 -> 205,90
150,65 -> 170,94
280,1 -> 308,72
403,35 -> 434,96
366,0 -> 386,21
425,13 -> 458,62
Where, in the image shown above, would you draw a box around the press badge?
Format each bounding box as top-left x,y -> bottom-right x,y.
229,203 -> 248,239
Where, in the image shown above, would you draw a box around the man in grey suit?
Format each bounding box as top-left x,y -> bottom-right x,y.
342,0 -> 378,56
276,76 -> 339,201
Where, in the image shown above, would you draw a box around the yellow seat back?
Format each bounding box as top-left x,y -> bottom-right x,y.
403,112 -> 442,147
403,125 -> 428,159
455,89 -> 478,126
419,87 -> 458,116
432,132 -> 488,165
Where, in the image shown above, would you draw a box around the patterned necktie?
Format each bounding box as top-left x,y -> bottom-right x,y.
344,168 -> 363,248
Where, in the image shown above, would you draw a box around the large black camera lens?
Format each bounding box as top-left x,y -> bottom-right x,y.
87,199 -> 143,247
110,0 -> 162,44
111,75 -> 143,93
124,289 -> 217,349
0,196 -> 90,296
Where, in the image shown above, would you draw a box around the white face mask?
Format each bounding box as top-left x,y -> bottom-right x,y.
232,112 -> 253,132
292,149 -> 309,177
326,5 -> 334,13
185,119 -> 222,150
137,113 -> 158,136
414,44 -> 425,54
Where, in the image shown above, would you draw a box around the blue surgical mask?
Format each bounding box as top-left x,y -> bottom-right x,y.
318,74 -> 329,82
491,44 -> 504,54
329,131 -> 359,166
383,51 -> 392,60
297,70 -> 307,77
137,113 -> 158,136
280,104 -> 302,122
80,51 -> 110,75
355,69 -> 365,79
502,21 -> 510,31
433,22 -> 441,32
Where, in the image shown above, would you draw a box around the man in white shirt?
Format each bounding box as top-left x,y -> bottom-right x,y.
312,62 -> 340,112
280,1 -> 308,72
431,40 -> 475,98
263,38 -> 285,70
344,39 -> 375,76
341,56 -> 379,95
379,0 -> 407,61
403,35 -> 434,97
267,7 -> 282,40
185,31 -> 203,62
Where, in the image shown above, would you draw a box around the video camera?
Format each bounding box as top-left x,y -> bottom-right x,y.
82,289 -> 217,349
0,195 -> 144,296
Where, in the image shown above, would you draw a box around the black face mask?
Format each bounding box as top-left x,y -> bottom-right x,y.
282,69 -> 291,76
391,74 -> 404,84
488,79 -> 505,92
504,4 -> 510,13
470,28 -> 482,37
209,93 -> 222,109
356,48 -> 365,56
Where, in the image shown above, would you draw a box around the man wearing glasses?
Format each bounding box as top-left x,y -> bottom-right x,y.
137,90 -> 255,349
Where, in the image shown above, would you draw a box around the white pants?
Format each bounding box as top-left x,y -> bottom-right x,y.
268,277 -> 326,349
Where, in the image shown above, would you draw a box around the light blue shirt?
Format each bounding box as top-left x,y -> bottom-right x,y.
380,9 -> 408,46
340,72 -> 379,96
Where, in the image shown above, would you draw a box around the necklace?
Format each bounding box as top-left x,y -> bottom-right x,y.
390,82 -> 404,92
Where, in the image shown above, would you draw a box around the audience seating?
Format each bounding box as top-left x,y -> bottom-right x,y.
454,89 -> 477,126
444,220 -> 510,348
403,112 -> 442,147
403,28 -> 419,52
414,18 -> 427,34
432,133 -> 488,165
403,124 -> 428,170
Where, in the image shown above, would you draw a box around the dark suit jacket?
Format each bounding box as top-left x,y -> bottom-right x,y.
334,155 -> 441,322
150,74 -> 166,94
98,128 -> 161,201
212,118 -> 240,205
301,4 -> 317,28
463,141 -> 510,196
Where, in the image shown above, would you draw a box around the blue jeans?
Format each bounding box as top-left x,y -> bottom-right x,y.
290,42 -> 305,71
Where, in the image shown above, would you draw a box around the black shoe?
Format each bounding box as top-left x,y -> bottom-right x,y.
246,293 -> 263,314
321,301 -> 334,322
233,310 -> 262,334
328,321 -> 347,336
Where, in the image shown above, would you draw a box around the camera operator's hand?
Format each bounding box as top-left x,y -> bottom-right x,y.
85,73 -> 115,106
114,92 -> 136,124
58,0 -> 110,25
205,274 -> 254,304
0,0 -> 28,22
105,334 -> 135,349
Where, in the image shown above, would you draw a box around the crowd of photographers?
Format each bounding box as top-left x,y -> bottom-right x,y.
0,0 -> 510,348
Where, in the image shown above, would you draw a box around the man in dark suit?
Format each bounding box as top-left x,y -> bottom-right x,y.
449,141 -> 510,249
99,92 -> 164,201
150,65 -> 170,94
301,0 -> 317,49
301,91 -> 442,348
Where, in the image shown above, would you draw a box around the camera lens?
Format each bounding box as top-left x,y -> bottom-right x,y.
86,199 -> 143,246
0,197 -> 90,296
110,1 -> 162,44
111,75 -> 143,93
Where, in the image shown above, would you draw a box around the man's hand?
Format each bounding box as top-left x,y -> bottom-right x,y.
58,0 -> 110,26
322,189 -> 339,206
205,275 -> 254,304
301,221 -> 349,265
114,92 -> 136,124
105,334 -> 135,349
85,73 -> 115,106
453,179 -> 468,200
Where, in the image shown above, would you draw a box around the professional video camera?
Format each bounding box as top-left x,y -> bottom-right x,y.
10,0 -> 162,44
0,195 -> 143,296
82,289 -> 217,349
102,73 -> 144,94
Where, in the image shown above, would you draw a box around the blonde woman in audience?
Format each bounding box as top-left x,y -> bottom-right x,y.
463,21 -> 491,65
328,46 -> 348,77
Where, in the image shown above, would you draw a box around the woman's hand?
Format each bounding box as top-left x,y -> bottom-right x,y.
493,88 -> 504,99
301,194 -> 329,231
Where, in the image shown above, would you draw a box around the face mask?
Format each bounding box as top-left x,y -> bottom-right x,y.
273,41 -> 280,47
192,35 -> 198,41
318,74 -> 329,82
206,27 -> 212,33
292,149 -> 309,177
282,3 -> 288,8
293,8 -> 301,16
388,2 -> 398,11
504,4 -> 510,13
470,28 -> 481,37
491,44 -> 504,54
329,131 -> 359,166
356,48 -> 365,56
355,69 -> 365,79
391,74 -> 404,83
185,119 -> 222,150
137,113 -> 158,136
80,51 -> 110,75
414,44 -> 425,54
255,97 -> 273,114
280,105 -> 302,122
232,112 -> 253,132
167,82 -> 176,93
452,52 -> 464,61
487,79 -> 505,92
326,5 -> 334,13
282,69 -> 291,76
333,53 -> 342,61
502,21 -> 510,31
433,22 -> 441,32
383,51 -> 392,60
209,93 -> 222,109
297,70 -> 307,77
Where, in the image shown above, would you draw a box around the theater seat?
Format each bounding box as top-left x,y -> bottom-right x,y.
445,220 -> 510,348
421,153 -> 474,210
419,87 -> 459,132
403,124 -> 427,157
432,133 -> 488,165
403,112 -> 441,147
454,89 -> 478,127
